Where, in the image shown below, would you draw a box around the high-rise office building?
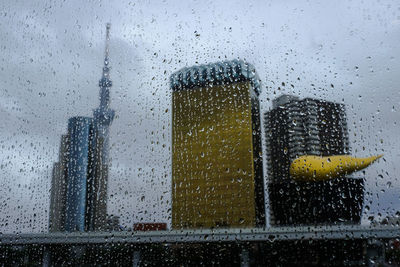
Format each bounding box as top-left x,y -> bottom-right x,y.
49,135 -> 69,232
171,60 -> 265,229
86,136 -> 109,230
64,117 -> 93,231
49,24 -> 114,232
265,95 -> 365,225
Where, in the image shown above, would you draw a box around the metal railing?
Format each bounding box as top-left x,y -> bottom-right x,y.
1,225 -> 399,245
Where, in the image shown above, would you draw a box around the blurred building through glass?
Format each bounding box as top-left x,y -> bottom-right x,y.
48,135 -> 69,232
49,24 -> 114,232
265,95 -> 364,225
170,60 -> 265,229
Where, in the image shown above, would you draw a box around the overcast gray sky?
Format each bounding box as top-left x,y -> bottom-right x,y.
0,0 -> 399,233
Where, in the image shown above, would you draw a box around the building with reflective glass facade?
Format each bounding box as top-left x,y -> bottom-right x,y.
64,116 -> 93,231
171,60 -> 265,229
265,95 -> 364,225
49,24 -> 114,232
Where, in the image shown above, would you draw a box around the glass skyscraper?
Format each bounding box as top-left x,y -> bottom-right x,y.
65,117 -> 93,231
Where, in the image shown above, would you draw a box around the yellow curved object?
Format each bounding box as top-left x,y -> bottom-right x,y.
290,154 -> 383,182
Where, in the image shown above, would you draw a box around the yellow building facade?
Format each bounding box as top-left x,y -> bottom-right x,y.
171,60 -> 265,229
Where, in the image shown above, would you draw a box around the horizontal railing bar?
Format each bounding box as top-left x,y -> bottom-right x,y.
0,225 -> 398,245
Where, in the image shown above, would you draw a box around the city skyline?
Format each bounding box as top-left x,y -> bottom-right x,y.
48,58 -> 380,232
0,0 -> 398,233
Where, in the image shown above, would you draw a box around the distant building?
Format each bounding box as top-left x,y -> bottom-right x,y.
49,135 -> 69,232
49,24 -> 115,232
265,95 -> 364,225
86,137 -> 109,231
105,215 -> 122,231
170,60 -> 265,229
133,223 -> 167,231
371,213 -> 400,227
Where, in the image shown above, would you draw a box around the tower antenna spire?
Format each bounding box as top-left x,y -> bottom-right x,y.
94,22 -> 115,163
102,23 -> 111,79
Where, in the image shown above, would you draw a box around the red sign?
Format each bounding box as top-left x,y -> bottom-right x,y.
133,223 -> 167,231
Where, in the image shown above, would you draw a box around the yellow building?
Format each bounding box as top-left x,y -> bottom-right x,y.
171,60 -> 265,229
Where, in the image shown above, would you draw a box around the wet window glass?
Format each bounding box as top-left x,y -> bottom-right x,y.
0,0 -> 399,265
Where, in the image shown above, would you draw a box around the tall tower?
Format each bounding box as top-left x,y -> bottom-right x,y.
93,22 -> 115,165
171,60 -> 265,229
53,24 -> 115,232
86,23 -> 115,231
264,95 -> 364,225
